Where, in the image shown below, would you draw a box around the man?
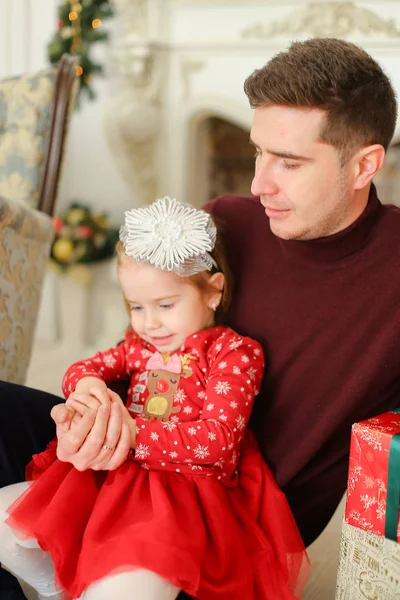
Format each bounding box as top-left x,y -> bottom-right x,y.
1,37 -> 399,598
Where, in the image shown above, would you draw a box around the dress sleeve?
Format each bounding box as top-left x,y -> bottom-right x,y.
134,334 -> 264,466
62,329 -> 139,397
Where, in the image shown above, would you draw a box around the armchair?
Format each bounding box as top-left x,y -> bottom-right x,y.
0,55 -> 78,384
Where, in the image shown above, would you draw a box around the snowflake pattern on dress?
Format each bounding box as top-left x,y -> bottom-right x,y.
174,389 -> 187,404
62,326 -> 264,485
103,353 -> 117,368
214,381 -> 231,395
135,444 -> 150,459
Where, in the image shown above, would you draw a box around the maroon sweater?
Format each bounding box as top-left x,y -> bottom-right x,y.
205,186 -> 400,546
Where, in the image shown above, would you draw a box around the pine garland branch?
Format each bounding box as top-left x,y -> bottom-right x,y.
48,0 -> 113,104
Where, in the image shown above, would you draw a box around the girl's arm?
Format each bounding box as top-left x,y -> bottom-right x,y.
62,329 -> 139,398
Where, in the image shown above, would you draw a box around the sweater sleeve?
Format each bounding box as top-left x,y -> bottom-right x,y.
62,329 -> 138,397
134,334 -> 264,466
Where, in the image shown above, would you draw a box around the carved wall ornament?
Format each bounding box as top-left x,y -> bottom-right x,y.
110,0 -> 148,38
241,2 -> 400,40
104,0 -> 166,205
180,59 -> 206,100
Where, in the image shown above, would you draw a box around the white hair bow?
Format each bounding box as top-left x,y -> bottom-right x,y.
119,196 -> 218,276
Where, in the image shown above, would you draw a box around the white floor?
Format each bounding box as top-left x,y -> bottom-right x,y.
23,335 -> 345,599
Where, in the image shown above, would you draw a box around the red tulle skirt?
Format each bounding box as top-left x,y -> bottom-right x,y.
7,436 -> 309,599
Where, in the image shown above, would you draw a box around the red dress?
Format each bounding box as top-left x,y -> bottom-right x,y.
7,326 -> 309,599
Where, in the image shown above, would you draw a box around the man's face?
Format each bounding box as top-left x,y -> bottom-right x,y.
250,105 -> 355,240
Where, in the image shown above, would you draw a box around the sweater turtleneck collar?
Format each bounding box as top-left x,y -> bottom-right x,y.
278,183 -> 383,263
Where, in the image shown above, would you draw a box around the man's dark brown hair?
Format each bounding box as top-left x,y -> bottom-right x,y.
244,38 -> 398,164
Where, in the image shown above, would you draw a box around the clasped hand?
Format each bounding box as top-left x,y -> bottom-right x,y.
51,383 -> 136,472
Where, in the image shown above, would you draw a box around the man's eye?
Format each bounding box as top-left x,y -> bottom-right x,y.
282,161 -> 299,170
130,306 -> 142,311
160,303 -> 173,310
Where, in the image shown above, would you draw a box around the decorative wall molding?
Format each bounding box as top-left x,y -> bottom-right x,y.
104,0 -> 165,205
180,59 -> 206,100
242,2 -> 400,39
112,0 -> 149,38
103,48 -> 165,206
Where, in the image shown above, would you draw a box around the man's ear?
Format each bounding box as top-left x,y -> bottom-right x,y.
207,272 -> 225,310
353,144 -> 385,190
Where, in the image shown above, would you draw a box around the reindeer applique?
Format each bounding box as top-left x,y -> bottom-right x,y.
144,352 -> 195,422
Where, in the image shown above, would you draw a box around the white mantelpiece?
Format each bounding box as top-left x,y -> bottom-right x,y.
104,0 -> 400,207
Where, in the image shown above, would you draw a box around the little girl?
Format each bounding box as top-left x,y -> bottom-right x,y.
0,197 -> 309,600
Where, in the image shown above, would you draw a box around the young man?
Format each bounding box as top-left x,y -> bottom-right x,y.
1,37 -> 399,599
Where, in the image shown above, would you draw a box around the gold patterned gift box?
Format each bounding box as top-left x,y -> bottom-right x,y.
335,521 -> 400,600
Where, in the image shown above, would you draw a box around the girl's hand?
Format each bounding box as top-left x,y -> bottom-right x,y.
65,379 -> 111,426
67,388 -> 137,450
66,384 -> 111,414
107,390 -> 137,449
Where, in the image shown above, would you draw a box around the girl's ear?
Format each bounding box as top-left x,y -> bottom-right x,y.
207,272 -> 225,310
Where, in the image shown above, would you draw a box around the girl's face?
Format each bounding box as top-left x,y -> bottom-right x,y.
118,258 -> 224,353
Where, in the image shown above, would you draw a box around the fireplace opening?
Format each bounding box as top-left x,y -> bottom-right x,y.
187,115 -> 255,207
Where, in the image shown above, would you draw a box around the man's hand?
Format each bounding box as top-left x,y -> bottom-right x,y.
68,388 -> 137,451
51,389 -> 132,471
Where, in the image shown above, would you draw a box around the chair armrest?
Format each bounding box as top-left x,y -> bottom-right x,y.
0,196 -> 55,384
0,196 -> 55,242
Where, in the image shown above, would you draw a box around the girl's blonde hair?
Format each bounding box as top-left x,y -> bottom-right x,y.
116,216 -> 232,324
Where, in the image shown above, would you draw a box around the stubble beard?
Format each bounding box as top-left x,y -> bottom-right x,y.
269,171 -> 352,241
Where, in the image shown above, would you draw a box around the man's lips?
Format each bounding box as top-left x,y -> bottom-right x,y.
263,206 -> 291,219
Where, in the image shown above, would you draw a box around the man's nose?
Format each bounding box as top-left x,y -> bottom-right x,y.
251,163 -> 279,197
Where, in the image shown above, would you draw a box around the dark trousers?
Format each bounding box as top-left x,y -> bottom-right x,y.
0,381 -> 57,599
0,381 -> 191,600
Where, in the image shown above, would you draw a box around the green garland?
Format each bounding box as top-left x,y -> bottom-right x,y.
48,0 -> 113,101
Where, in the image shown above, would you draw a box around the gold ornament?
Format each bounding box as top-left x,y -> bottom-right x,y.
52,238 -> 74,262
92,18 -> 102,29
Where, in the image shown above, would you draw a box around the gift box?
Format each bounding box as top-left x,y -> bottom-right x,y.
345,409 -> 400,542
335,521 -> 400,599
335,409 -> 400,599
